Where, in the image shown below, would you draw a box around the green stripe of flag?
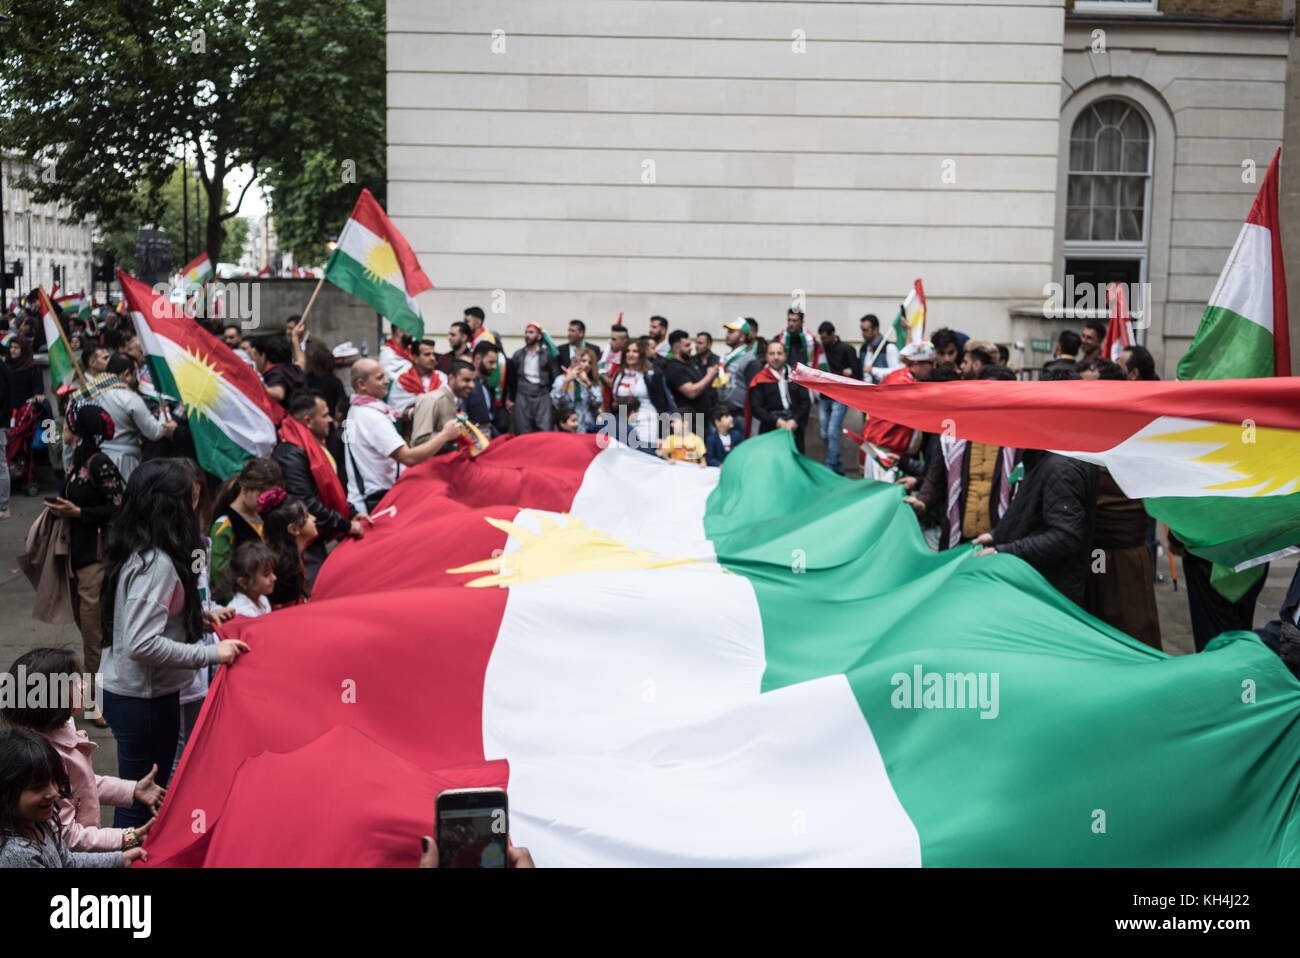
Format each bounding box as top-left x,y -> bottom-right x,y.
325,249 -> 424,340
1176,305 -> 1275,382
705,432 -> 1300,866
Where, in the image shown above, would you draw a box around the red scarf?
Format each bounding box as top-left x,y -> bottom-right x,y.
386,335 -> 413,364
743,365 -> 779,438
397,365 -> 442,399
277,415 -> 349,519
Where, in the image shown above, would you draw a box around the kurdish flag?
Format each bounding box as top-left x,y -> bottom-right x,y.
1102,282 -> 1134,362
140,432 -> 1300,867
182,251 -> 214,292
792,367 -> 1300,570
893,278 -> 926,347
1178,148 -> 1289,381
37,287 -> 74,387
325,188 -> 432,339
118,270 -> 283,478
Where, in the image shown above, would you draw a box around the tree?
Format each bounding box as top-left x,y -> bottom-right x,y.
97,167 -> 251,278
0,0 -> 384,267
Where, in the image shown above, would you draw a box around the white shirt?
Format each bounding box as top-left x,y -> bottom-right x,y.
232,592 -> 271,619
378,343 -> 412,382
522,347 -> 542,384
344,404 -> 405,514
387,370 -> 436,413
777,369 -> 791,410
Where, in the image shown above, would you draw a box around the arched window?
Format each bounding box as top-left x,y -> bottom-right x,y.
1066,99 -> 1151,243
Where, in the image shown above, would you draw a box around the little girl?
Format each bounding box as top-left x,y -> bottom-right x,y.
223,540 -> 278,619
258,488 -> 318,608
1,649 -> 163,854
0,728 -> 145,867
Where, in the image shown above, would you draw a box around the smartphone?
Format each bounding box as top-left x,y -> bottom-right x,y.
44,497 -> 59,505
435,787 -> 508,868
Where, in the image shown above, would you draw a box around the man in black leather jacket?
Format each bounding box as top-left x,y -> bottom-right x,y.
272,389 -> 364,586
975,449 -> 1098,606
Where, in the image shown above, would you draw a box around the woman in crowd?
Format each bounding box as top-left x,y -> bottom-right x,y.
610,339 -> 668,449
258,488 -> 317,608
99,458 -> 249,828
41,404 -> 125,718
550,345 -> 604,433
5,335 -> 45,413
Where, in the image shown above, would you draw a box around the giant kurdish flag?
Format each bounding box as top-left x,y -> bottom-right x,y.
141,432 -> 1300,867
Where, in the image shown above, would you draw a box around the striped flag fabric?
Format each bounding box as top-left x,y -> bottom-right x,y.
791,367 -> 1300,571
37,287 -> 74,387
182,251 -> 214,292
137,432 -> 1300,867
1178,148 -> 1289,381
893,279 -> 926,347
117,270 -> 283,479
1102,282 -> 1134,361
324,188 -> 433,339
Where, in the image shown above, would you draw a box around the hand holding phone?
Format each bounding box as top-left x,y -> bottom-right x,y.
435,787 -> 508,868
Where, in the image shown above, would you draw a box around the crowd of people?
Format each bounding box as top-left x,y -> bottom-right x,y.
1,288 -> 1297,869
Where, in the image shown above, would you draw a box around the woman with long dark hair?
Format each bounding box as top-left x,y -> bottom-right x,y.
41,404 -> 125,720
98,458 -> 249,827
257,487 -> 317,608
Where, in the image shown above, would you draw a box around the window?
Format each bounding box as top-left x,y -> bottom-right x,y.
1066,99 -> 1150,243
1074,1 -> 1158,13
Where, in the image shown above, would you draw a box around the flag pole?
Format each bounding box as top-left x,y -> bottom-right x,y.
297,274 -> 326,328
38,285 -> 90,393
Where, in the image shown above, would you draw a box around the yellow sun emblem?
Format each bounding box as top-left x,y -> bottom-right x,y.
1144,421 -> 1300,496
447,512 -> 703,588
362,239 -> 400,285
170,348 -> 223,420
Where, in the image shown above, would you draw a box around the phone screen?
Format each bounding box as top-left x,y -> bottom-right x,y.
436,790 -> 508,868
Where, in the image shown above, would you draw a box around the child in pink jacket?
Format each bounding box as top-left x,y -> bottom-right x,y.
2,648 -> 163,852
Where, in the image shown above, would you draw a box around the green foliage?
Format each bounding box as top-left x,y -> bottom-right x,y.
0,0 -> 384,267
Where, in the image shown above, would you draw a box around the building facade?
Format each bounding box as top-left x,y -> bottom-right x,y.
2,155 -> 97,303
388,0 -> 1298,375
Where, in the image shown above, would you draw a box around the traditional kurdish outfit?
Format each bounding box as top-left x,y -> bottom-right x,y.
387,366 -> 444,414
378,335 -> 414,382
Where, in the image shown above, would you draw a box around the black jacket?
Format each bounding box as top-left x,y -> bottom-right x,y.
271,440 -> 352,540
992,451 -> 1098,605
748,373 -> 810,432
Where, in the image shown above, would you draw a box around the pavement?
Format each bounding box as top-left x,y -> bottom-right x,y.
1,417 -> 1294,828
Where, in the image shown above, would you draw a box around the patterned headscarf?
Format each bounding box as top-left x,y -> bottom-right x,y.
66,402 -> 115,475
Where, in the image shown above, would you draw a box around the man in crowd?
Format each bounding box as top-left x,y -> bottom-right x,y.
648,315 -> 670,358
437,321 -> 472,375
412,359 -> 479,447
95,353 -> 177,480
343,358 -> 452,515
694,331 -> 717,367
1078,320 -> 1106,365
510,323 -> 559,434
118,330 -> 158,401
465,306 -> 500,350
247,331 -> 307,408
930,328 -> 963,372
557,319 -> 589,370
1041,330 -> 1080,378
959,339 -> 999,379
779,308 -> 816,368
715,318 -> 762,420
856,341 -> 934,481
664,329 -> 718,429
1117,345 -> 1158,381
1079,357 -> 1125,380
81,343 -> 111,379
746,340 -> 810,454
387,338 -> 443,414
222,324 -> 243,349
816,321 -> 861,475
599,323 -> 630,389
859,313 -> 902,384
273,389 -> 366,586
974,448 -> 1099,607
468,341 -> 510,437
